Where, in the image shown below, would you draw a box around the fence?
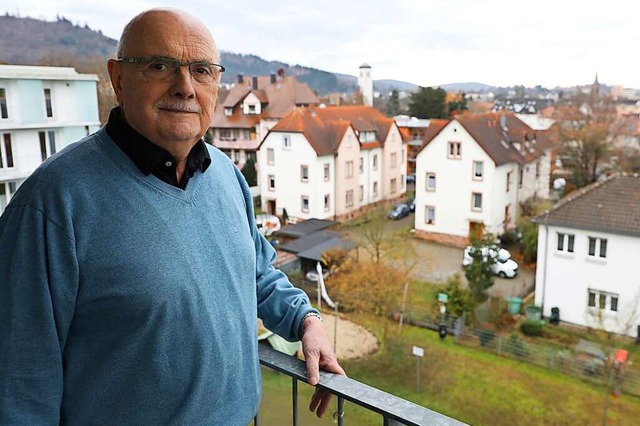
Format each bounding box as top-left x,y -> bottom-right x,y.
400,311 -> 640,398
256,344 -> 466,425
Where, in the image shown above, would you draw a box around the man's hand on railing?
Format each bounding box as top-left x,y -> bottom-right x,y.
300,315 -> 346,418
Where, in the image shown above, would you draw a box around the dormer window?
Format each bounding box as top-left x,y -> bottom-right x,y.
248,104 -> 256,114
224,107 -> 233,116
359,131 -> 377,142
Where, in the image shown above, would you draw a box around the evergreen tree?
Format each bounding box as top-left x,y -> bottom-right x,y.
385,89 -> 401,117
241,157 -> 257,187
408,86 -> 447,119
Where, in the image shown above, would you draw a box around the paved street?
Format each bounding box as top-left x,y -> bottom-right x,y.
347,211 -> 535,299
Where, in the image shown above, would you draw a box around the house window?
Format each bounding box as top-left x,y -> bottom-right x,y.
506,171 -> 512,192
536,161 -> 540,178
588,237 -> 607,258
471,192 -> 482,211
426,173 -> 436,191
473,161 -> 484,180
390,178 -> 397,194
0,133 -> 14,168
267,148 -> 274,165
301,195 -> 309,212
588,290 -> 618,312
390,152 -> 397,168
401,148 -> 405,163
425,206 -> 435,225
248,104 -> 256,114
345,190 -> 354,207
282,135 -> 291,149
38,131 -> 57,161
324,194 -> 330,212
44,88 -> 53,118
0,88 -> 8,119
447,141 -> 461,159
359,185 -> 364,202
401,175 -> 404,188
345,161 -> 354,178
359,157 -> 363,174
324,163 -> 330,181
373,181 -> 378,197
224,107 -> 233,116
557,233 -> 575,253
300,165 -> 309,182
268,175 -> 275,191
519,168 -> 524,188
373,154 -> 378,170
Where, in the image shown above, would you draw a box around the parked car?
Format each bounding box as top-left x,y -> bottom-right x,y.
387,203 -> 411,220
406,174 -> 416,184
462,245 -> 519,278
406,197 -> 415,212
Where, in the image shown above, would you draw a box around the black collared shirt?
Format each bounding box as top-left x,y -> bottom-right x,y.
105,107 -> 211,189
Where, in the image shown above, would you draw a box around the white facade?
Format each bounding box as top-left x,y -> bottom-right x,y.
535,224 -> 640,337
0,65 -> 100,213
258,125 -> 406,222
414,120 -> 551,240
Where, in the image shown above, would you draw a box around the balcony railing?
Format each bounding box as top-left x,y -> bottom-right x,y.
256,344 -> 466,426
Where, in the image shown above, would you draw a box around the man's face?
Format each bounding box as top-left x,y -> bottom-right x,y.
108,12 -> 219,153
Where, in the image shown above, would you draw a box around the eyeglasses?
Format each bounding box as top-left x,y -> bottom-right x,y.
116,57 -> 225,84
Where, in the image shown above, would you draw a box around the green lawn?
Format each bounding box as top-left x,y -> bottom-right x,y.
259,315 -> 640,425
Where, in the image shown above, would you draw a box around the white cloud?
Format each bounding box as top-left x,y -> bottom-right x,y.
3,0 -> 640,89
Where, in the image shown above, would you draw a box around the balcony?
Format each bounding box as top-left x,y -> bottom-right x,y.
256,344 -> 465,425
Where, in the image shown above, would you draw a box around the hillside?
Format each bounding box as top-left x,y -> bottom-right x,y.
0,15 -> 363,95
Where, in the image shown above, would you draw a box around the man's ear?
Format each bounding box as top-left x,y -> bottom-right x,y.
107,59 -> 124,105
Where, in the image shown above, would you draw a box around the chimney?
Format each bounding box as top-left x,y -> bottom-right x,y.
252,76 -> 258,90
270,73 -> 276,84
237,74 -> 244,84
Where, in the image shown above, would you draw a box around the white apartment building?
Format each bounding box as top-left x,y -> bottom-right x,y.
0,65 -> 100,213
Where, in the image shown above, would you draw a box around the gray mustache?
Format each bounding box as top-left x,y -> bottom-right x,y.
156,101 -> 201,113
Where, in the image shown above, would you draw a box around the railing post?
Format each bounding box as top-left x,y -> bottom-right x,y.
292,377 -> 298,426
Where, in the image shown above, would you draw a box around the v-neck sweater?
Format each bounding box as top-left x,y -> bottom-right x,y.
0,127 -> 315,425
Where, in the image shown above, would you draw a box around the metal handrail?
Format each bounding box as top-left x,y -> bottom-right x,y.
256,344 -> 466,426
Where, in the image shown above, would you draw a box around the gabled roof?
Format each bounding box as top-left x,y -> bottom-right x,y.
212,75 -> 319,128
535,175 -> 640,237
418,119 -> 449,147
419,113 -> 553,166
264,105 -> 397,157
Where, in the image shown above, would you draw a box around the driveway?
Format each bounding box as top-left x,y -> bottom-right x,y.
345,212 -> 534,299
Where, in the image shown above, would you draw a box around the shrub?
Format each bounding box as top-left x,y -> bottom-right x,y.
520,320 -> 544,337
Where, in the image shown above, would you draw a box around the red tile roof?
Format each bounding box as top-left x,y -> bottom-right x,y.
264,105 -> 397,156
419,113 -> 553,166
212,75 -> 319,128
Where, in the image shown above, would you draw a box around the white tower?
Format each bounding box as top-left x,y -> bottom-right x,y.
358,63 -> 373,106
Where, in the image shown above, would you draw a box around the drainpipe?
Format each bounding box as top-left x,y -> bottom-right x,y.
541,210 -> 550,317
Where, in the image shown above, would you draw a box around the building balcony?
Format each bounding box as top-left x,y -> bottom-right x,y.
256,344 -> 465,425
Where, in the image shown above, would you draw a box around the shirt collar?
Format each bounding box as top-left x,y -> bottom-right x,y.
105,106 -> 211,178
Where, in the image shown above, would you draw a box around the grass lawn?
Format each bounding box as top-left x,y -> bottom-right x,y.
259,314 -> 640,425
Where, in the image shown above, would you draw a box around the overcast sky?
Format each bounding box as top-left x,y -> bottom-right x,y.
4,0 -> 640,89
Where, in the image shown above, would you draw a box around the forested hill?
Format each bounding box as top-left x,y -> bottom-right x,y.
0,14 -> 376,95
0,15 -> 117,64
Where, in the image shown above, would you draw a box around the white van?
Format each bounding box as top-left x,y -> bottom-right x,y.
462,245 -> 519,278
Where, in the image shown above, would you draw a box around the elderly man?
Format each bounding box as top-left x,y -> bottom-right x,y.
0,8 -> 343,425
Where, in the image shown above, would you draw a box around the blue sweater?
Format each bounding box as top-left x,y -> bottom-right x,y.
0,128 -> 315,425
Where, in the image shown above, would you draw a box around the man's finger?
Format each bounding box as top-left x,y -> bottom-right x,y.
305,352 -> 320,385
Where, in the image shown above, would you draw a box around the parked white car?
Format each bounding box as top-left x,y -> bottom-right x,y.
462,245 -> 519,278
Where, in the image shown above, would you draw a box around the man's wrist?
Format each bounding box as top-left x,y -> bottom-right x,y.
298,311 -> 323,339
